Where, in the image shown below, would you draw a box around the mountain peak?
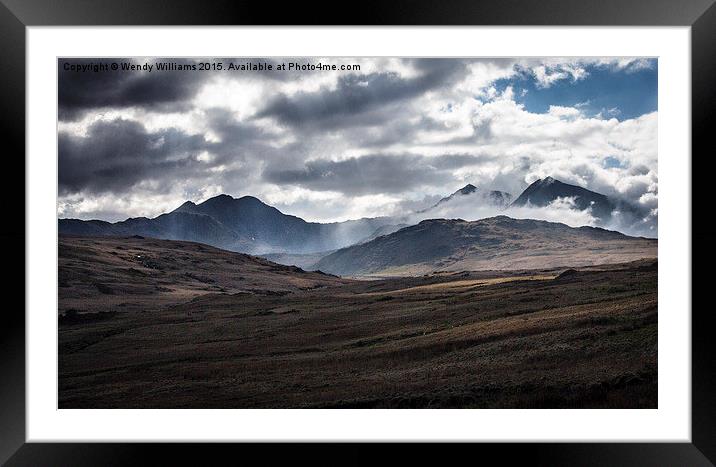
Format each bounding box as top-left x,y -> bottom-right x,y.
173,200 -> 197,213
457,183 -> 478,195
527,176 -> 557,188
196,194 -> 241,209
513,176 -> 615,219
421,183 -> 512,213
206,194 -> 234,202
236,195 -> 264,204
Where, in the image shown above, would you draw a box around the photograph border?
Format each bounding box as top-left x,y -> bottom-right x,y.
3,0 -> 715,464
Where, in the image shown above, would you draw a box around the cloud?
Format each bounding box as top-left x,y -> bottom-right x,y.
255,59 -> 467,129
57,57 -> 658,237
511,57 -> 656,90
548,105 -> 583,119
262,153 -> 488,196
59,118 -> 208,194
530,63 -> 588,88
59,58 -> 208,120
58,111 -> 272,197
399,193 -> 598,229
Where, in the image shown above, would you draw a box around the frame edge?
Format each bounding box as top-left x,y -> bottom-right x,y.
0,0 -> 26,465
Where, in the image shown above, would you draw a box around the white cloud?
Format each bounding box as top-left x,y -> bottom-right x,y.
548,105 -> 583,119
398,194 -> 598,230
530,63 -> 588,88
58,57 -> 658,236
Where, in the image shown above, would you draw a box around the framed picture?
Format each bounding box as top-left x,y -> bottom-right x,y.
3,0 -> 714,464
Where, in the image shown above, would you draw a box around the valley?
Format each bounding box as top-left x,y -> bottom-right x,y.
59,235 -> 657,409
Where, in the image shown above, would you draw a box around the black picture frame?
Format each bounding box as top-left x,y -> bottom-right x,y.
2,0 -> 714,464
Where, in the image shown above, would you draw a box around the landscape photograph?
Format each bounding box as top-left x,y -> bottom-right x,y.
58,57 -> 658,408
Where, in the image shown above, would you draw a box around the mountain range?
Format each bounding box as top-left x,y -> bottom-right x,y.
60,194 -> 393,254
59,177 -> 650,265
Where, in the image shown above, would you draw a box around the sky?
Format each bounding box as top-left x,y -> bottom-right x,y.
57,57 -> 658,236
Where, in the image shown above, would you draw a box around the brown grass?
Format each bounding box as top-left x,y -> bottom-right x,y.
58,236 -> 657,409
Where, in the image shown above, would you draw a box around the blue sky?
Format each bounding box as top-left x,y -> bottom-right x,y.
494,59 -> 657,120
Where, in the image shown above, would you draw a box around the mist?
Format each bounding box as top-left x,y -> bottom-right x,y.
396,194 -> 657,238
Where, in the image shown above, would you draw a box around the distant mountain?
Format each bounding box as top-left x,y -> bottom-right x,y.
59,211 -> 252,251
420,184 -> 512,213
442,183 -> 479,199
58,179 -> 652,257
59,194 -> 394,254
314,215 -> 657,276
511,177 -> 615,219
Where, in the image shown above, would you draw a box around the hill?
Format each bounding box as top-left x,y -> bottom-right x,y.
58,235 -> 349,315
314,215 -> 657,276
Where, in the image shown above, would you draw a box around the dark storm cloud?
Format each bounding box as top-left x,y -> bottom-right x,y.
59,118 -> 209,194
59,111 -> 274,196
58,58 -> 208,120
262,153 -> 486,195
256,59 -> 467,129
203,107 -> 270,147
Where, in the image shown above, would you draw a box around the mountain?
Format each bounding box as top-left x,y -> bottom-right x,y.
314,215 -> 657,276
59,194 -> 394,254
420,183 -> 512,213
511,177 -> 615,219
171,194 -> 327,252
58,179 -> 651,257
58,211 -> 252,251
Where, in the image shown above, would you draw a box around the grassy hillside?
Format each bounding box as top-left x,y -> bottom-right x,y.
58,236 -> 657,409
315,216 -> 657,276
59,235 -> 348,316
